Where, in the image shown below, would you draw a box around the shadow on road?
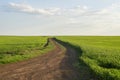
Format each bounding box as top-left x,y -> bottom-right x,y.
54,38 -> 97,80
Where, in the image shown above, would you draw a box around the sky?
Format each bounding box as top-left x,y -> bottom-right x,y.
0,0 -> 120,35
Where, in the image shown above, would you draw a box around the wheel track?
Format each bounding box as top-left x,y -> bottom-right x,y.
0,38 -> 80,80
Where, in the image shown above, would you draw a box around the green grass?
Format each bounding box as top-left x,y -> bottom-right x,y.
0,36 -> 54,64
57,36 -> 120,80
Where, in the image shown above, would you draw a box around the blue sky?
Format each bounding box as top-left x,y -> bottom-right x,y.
0,0 -> 120,35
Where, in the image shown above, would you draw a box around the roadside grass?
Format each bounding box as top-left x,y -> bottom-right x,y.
57,36 -> 120,80
55,38 -> 96,80
0,36 -> 54,64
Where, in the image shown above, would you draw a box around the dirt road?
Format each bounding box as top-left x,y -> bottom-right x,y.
0,38 -> 80,80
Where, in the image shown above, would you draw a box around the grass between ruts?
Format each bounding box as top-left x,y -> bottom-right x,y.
0,36 -> 54,64
57,36 -> 120,80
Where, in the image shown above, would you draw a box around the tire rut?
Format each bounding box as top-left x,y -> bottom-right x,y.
0,38 -> 80,80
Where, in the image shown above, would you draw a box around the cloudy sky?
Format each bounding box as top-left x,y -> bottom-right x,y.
0,0 -> 120,35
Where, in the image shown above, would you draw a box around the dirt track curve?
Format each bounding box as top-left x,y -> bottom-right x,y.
0,38 -> 80,80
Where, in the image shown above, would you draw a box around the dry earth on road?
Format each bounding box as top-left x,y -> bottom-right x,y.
0,38 -> 95,80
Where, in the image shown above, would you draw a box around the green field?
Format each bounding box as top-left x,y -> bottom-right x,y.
0,36 -> 120,80
0,36 -> 53,64
57,36 -> 120,80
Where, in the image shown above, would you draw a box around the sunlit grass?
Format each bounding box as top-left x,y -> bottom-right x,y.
58,36 -> 120,80
0,36 -> 53,64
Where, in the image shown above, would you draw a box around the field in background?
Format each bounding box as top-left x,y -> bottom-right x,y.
57,36 -> 120,80
0,36 -> 120,80
0,36 -> 53,64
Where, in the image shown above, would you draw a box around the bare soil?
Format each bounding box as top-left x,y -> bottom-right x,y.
0,38 -> 89,80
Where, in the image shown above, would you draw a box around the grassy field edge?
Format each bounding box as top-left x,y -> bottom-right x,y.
57,36 -> 120,80
0,38 -> 54,64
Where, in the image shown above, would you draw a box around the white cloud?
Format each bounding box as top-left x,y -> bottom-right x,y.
5,2 -> 120,18
2,2 -> 120,35
6,2 -> 88,16
69,5 -> 88,14
64,3 -> 120,35
95,3 -> 120,15
7,2 -> 60,15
